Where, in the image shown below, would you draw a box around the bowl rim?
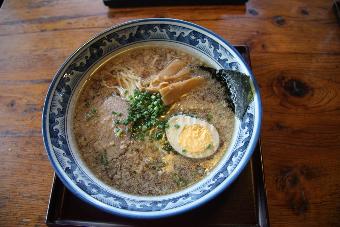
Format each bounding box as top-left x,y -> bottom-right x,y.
42,18 -> 262,219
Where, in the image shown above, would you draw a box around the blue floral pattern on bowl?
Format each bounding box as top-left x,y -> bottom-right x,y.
42,18 -> 262,218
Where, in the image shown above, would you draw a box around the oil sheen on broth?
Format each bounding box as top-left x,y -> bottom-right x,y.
73,46 -> 235,196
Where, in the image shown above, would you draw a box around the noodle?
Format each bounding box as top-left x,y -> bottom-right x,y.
101,66 -> 141,98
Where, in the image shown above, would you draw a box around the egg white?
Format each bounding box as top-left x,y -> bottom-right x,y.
166,115 -> 220,158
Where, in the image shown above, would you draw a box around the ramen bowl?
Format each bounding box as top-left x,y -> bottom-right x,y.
42,18 -> 262,218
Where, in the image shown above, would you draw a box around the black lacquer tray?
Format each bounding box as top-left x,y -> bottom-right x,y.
46,46 -> 269,227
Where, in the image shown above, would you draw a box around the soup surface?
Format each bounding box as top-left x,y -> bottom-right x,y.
73,45 -> 235,195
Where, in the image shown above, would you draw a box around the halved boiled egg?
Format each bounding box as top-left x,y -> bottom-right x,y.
166,115 -> 220,158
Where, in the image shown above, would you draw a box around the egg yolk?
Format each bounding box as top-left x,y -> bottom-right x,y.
178,124 -> 213,153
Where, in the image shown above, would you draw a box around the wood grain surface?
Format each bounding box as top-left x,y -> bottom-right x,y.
0,0 -> 339,226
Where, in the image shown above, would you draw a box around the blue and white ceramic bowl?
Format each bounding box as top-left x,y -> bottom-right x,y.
42,18 -> 262,218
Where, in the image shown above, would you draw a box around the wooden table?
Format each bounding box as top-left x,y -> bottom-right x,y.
0,0 -> 339,226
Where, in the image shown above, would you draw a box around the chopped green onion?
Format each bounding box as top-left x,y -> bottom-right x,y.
162,142 -> 174,152
100,150 -> 109,166
155,132 -> 163,140
123,90 -> 168,140
114,128 -> 123,137
112,111 -> 123,117
173,173 -> 188,187
206,113 -> 213,122
85,100 -> 90,108
85,108 -> 98,121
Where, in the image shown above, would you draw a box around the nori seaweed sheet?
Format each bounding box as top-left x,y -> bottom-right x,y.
199,66 -> 254,119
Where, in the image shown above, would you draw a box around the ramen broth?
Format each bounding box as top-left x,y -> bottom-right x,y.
73,46 -> 235,195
